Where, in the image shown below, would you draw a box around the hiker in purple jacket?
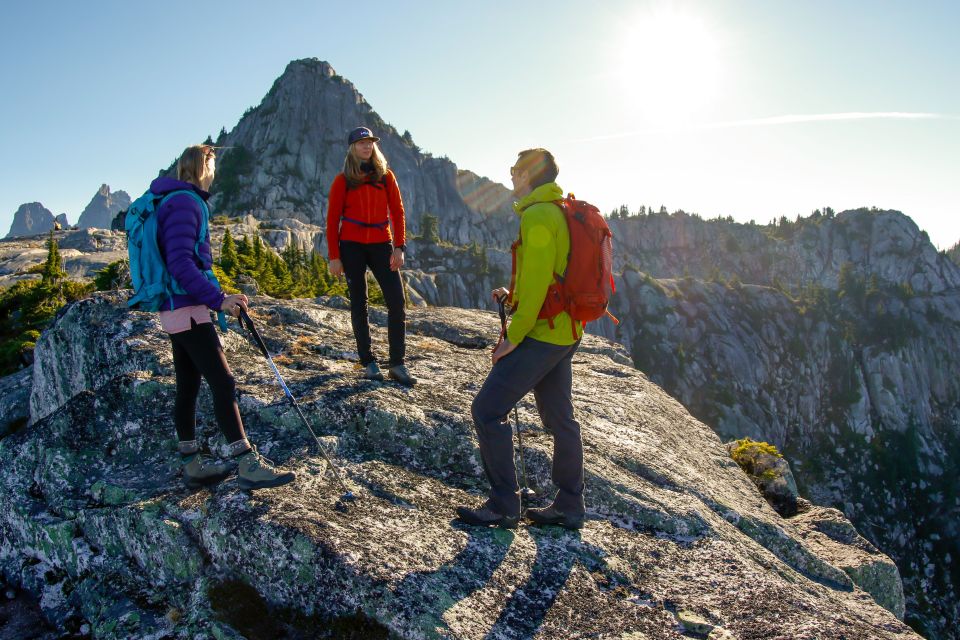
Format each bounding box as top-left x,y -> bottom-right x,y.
157,144 -> 295,491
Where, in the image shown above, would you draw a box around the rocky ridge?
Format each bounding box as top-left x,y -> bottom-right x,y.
0,293 -> 917,639
608,209 -> 960,294
590,261 -> 960,639
0,228 -> 127,289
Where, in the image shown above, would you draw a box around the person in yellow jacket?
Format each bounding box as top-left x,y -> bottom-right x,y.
456,148 -> 585,529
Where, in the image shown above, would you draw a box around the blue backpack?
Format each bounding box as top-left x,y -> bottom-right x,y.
125,189 -> 227,330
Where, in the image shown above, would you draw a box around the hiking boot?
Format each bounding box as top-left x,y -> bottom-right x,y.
526,504 -> 585,530
361,362 -> 384,381
182,453 -> 230,489
388,364 -> 417,386
455,504 -> 520,529
236,446 -> 296,490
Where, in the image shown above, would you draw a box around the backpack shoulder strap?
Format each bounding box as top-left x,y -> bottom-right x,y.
158,189 -> 210,257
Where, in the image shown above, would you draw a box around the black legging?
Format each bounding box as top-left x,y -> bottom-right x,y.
339,241 -> 406,367
170,319 -> 246,445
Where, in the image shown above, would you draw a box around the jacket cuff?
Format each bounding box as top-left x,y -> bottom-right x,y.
210,291 -> 227,311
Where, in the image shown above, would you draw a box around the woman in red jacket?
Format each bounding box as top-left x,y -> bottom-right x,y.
327,127 -> 415,385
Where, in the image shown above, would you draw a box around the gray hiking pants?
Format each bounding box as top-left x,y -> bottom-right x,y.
471,337 -> 585,518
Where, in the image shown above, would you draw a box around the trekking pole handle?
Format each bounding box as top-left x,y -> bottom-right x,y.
495,293 -> 509,326
238,309 -> 270,358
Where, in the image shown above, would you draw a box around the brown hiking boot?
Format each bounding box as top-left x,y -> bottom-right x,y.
388,364 -> 417,386
182,454 -> 230,489
236,446 -> 296,490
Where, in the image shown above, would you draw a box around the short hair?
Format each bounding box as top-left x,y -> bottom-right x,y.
177,144 -> 215,188
516,148 -> 559,188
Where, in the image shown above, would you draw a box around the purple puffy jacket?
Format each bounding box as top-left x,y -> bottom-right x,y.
151,177 -> 226,311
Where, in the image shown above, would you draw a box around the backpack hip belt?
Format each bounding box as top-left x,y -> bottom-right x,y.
341,216 -> 389,229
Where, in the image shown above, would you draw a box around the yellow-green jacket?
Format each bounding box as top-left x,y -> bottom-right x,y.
507,182 -> 584,346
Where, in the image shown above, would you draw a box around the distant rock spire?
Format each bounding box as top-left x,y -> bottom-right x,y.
76,184 -> 131,230
5,202 -> 57,238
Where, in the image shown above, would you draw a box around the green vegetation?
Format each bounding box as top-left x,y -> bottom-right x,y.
468,241 -> 490,275
421,213 -> 440,244
92,259 -> 130,291
729,437 -> 782,481
212,145 -> 255,211
0,232 -> 93,375
219,229 -> 346,300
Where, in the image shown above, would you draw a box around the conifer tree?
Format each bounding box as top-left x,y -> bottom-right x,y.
220,228 -> 239,277
271,253 -> 294,298
421,213 -> 440,244
252,234 -> 263,264
366,274 -> 386,306
235,234 -> 254,273
41,231 -> 66,284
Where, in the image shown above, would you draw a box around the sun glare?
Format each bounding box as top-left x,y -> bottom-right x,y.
615,7 -> 723,128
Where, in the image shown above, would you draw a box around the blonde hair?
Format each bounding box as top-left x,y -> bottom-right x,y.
343,142 -> 388,188
177,144 -> 216,189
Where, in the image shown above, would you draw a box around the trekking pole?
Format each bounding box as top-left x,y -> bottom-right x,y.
495,296 -> 536,508
238,309 -> 355,500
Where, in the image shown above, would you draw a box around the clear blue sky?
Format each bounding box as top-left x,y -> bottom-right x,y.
2,0 -> 958,245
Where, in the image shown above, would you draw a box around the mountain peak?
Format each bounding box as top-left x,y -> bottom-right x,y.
76,185 -> 131,230
5,202 -> 56,239
284,57 -> 337,77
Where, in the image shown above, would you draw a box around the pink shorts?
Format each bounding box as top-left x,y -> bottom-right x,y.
158,305 -> 212,334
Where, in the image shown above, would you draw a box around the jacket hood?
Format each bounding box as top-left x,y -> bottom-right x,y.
149,177 -> 210,200
513,182 -> 564,215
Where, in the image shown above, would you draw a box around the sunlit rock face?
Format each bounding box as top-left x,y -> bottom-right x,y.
5,203 -> 59,239
76,184 -> 131,231
397,208 -> 960,640
0,293 -> 916,639
208,58 -> 517,250
0,228 -> 127,289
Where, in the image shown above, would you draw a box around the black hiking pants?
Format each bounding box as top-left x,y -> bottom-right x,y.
471,338 -> 585,518
340,241 -> 406,367
169,319 -> 246,445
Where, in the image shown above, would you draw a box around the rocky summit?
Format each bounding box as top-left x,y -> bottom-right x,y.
208,58 -> 517,249
76,184 -> 131,231
0,293 -> 918,639
5,202 -> 65,239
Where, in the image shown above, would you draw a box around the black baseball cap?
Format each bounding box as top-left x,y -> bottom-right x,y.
348,127 -> 380,145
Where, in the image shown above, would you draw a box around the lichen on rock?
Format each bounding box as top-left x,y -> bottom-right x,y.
0,294 -> 920,639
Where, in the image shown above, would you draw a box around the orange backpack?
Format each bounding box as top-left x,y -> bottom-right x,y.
509,194 -> 618,338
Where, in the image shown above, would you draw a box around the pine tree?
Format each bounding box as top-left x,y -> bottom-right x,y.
366,273 -> 386,306
421,213 -> 440,244
220,228 -> 238,277
255,251 -> 278,296
271,253 -> 294,298
235,234 -> 254,272
41,231 -> 66,284
308,251 -> 331,292
252,235 -> 263,264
